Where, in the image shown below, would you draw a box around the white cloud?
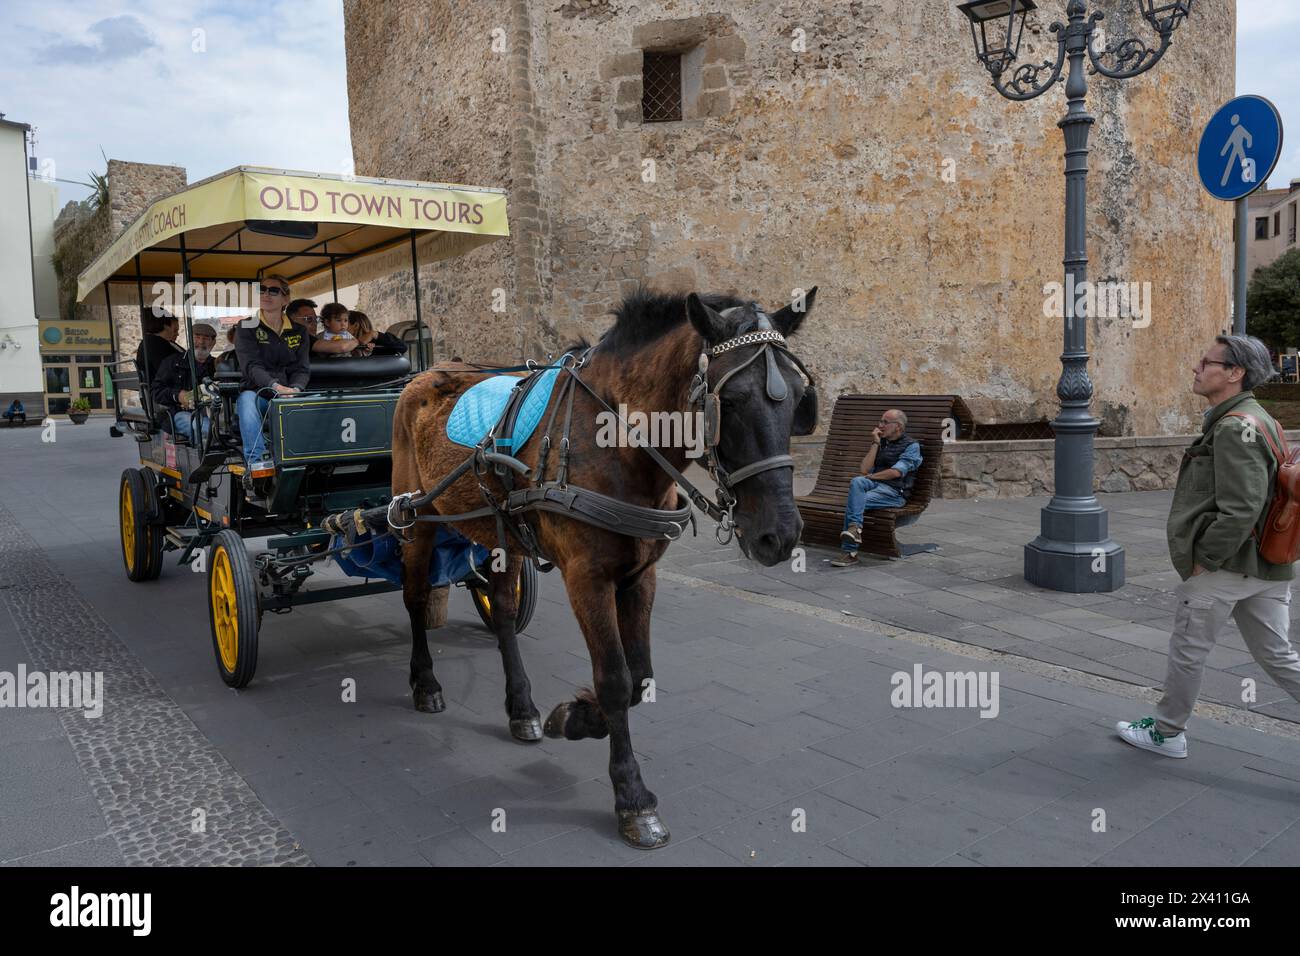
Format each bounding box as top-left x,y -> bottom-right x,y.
1237,0 -> 1299,187
0,0 -> 352,205
1237,0 -> 1300,35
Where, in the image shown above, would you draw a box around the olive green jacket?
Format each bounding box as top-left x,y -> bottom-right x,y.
1166,391 -> 1292,582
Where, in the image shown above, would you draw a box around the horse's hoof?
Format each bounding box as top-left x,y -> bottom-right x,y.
414,689 -> 445,713
617,810 -> 671,850
510,716 -> 543,742
543,702 -> 570,739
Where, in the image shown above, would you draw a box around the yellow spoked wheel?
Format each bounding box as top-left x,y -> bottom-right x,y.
208,529 -> 260,688
119,468 -> 163,582
469,560 -> 538,633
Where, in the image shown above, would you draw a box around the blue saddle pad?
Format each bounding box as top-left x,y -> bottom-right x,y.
446,367 -> 561,451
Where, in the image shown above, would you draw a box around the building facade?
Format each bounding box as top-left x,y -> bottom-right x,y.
50,159 -> 187,414
0,117 -> 45,416
343,0 -> 1236,437
1247,179 -> 1300,278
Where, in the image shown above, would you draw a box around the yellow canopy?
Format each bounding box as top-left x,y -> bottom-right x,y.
76,166 -> 509,303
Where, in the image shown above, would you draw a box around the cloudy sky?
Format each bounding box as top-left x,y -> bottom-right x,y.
1,0 -> 353,203
0,0 -> 1296,206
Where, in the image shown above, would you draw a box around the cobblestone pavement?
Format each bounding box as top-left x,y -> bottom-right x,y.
2,425 -> 1300,866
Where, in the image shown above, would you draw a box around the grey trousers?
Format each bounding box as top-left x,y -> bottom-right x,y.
1156,569 -> 1300,736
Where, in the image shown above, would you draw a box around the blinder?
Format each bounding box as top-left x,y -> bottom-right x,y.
702,391 -> 722,448
793,383 -> 818,436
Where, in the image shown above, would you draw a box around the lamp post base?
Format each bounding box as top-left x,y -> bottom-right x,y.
1024,504 -> 1126,593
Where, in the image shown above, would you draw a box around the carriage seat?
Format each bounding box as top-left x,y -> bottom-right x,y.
307,354 -> 410,390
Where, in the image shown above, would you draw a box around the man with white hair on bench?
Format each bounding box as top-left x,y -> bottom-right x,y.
831,408 -> 923,567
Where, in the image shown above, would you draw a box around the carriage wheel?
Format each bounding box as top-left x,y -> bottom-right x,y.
208,529 -> 261,688
470,560 -> 538,633
119,468 -> 164,582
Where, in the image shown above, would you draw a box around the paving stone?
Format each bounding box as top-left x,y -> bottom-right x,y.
828,799 -> 1005,866
0,794 -> 109,861
708,747 -> 862,811
1,834 -> 125,867
625,834 -> 741,866
415,826 -> 504,866
503,825 -> 632,866
808,714 -> 940,770
699,790 -> 877,865
925,757 -> 1089,824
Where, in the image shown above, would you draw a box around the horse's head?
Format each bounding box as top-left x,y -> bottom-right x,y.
686,288 -> 818,566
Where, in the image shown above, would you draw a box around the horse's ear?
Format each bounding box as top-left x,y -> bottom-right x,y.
686,293 -> 728,344
771,286 -> 817,337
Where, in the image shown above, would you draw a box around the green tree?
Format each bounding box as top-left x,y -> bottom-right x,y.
1248,247 -> 1300,350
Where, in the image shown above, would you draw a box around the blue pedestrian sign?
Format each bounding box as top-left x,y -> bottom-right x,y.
1197,95 -> 1284,202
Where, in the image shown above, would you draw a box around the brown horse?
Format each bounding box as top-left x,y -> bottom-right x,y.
390,288 -> 818,848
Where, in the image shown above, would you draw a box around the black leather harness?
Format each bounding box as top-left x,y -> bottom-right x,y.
328,319 -> 815,567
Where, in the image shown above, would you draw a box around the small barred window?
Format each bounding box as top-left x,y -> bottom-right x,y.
642,52 -> 682,123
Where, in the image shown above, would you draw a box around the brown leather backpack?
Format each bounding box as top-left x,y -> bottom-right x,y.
1224,412 -> 1300,566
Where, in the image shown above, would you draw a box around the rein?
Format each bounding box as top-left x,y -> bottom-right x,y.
329,319 -> 814,565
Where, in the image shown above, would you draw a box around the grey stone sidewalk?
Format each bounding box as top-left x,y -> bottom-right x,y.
663,474 -> 1300,727
2,425 -> 1300,866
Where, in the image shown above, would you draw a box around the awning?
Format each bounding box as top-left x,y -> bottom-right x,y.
76,166 -> 509,303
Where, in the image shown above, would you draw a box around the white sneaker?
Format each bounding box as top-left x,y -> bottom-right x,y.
1116,717 -> 1187,758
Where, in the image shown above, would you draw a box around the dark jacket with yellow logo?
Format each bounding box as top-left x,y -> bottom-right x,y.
1166,391 -> 1292,582
235,313 -> 311,392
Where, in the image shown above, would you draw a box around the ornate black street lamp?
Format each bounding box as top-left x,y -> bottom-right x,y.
958,0 -> 1196,592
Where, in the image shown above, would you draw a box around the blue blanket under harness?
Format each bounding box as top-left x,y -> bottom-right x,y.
446,366 -> 561,450
332,526 -> 490,588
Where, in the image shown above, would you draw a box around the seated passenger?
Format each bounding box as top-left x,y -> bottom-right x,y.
151,322 -> 217,443
234,274 -> 310,471
312,303 -> 358,356
4,399 -> 25,424
135,308 -> 184,385
287,298 -> 319,337
350,310 -> 407,356
216,326 -> 240,372
831,409 -> 923,567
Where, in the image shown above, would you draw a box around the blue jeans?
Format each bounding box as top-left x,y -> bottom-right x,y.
236,390 -> 271,463
171,410 -> 209,443
842,476 -> 905,552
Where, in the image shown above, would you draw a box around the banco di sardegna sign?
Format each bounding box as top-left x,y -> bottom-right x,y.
75,167 -> 509,302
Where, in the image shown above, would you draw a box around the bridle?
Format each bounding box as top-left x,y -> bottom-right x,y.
686,307 -> 818,542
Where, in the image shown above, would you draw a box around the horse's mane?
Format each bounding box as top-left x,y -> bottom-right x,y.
579,288 -> 750,357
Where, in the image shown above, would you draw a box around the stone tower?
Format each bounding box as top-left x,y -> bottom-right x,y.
343,0 -> 1235,436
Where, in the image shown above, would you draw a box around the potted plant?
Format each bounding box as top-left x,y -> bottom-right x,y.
68,397 -> 91,425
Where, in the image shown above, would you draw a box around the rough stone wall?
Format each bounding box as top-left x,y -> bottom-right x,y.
938,435 -> 1188,499
52,160 -> 187,362
789,431 -> 1300,502
343,0 -> 524,358
345,0 -> 1235,435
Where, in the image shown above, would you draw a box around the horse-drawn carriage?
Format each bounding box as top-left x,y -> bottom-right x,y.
78,166 -> 535,688
77,164 -> 822,849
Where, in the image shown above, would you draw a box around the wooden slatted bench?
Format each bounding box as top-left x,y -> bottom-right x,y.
796,394 -> 973,558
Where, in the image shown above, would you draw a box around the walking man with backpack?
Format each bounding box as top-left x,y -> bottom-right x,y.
1118,334 -> 1300,757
